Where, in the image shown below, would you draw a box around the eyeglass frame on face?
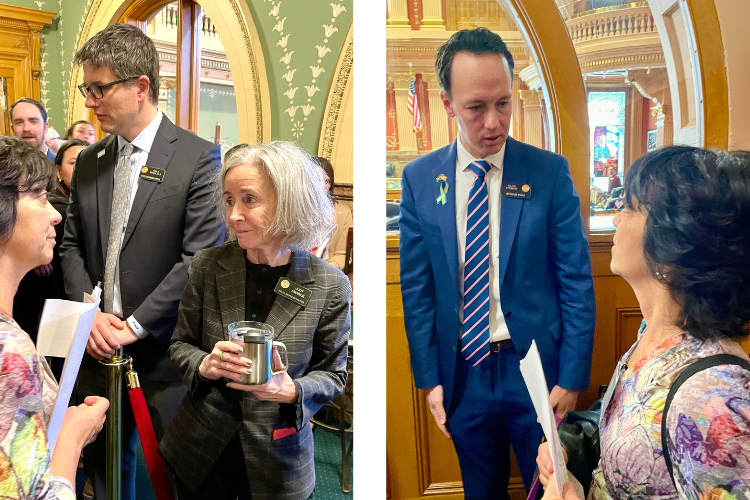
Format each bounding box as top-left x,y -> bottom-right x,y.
77,76 -> 142,99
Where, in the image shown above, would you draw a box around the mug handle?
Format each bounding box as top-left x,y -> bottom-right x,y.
271,341 -> 289,375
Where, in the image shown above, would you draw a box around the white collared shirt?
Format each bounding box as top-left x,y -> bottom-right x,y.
456,135 -> 510,342
111,109 -> 164,338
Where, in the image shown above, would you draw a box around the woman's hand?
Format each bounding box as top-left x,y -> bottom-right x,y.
51,396 -> 109,484
542,481 -> 581,500
536,442 -> 569,488
198,341 -> 250,381
227,346 -> 298,404
61,396 -> 109,447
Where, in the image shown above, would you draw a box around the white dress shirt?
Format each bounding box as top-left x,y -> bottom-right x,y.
111,109 -> 163,338
456,136 -> 511,342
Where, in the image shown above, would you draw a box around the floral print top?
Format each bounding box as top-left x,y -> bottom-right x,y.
0,312 -> 75,500
589,325 -> 750,500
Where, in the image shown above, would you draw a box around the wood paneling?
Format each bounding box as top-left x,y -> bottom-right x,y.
0,5 -> 55,133
176,0 -> 202,132
386,231 -> 642,499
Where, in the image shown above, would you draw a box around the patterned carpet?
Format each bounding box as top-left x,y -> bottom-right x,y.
75,428 -> 353,499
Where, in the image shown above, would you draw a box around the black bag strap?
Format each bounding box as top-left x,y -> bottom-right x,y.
661,353 -> 750,488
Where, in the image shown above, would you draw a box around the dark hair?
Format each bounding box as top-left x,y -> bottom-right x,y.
623,146 -> 750,340
0,137 -> 57,245
435,28 -> 515,96
315,156 -> 335,188
74,24 -> 160,104
9,97 -> 47,124
65,120 -> 94,140
54,139 -> 88,168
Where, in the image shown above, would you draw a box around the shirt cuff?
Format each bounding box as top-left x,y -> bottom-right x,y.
127,316 -> 149,339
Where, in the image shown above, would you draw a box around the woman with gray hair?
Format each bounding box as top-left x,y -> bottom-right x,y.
160,141 -> 351,500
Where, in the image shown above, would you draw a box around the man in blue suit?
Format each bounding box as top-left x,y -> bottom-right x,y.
399,28 -> 595,500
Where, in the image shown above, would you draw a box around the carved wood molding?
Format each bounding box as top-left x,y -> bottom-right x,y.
0,5 -> 56,29
0,4 -> 54,108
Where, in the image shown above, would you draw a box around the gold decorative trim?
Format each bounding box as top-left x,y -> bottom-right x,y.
318,24 -> 353,160
228,0 -> 262,143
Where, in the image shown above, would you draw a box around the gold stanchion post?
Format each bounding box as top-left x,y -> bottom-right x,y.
100,348 -> 131,500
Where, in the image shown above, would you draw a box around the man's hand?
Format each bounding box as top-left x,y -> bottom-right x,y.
87,312 -> 125,360
111,322 -> 139,347
33,264 -> 53,277
424,385 -> 451,439
549,386 -> 578,419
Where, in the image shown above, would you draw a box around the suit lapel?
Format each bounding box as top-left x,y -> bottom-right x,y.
215,243 -> 247,340
121,117 -> 178,250
266,251 -> 314,340
497,137 -> 529,287
431,142 -> 460,298
96,136 -> 118,261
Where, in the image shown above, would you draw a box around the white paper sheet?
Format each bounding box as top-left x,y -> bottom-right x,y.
519,340 -> 569,495
36,298 -> 99,452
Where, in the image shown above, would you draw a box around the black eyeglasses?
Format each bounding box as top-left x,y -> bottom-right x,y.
78,76 -> 141,99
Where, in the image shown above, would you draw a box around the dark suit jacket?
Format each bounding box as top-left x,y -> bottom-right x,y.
399,137 -> 595,411
59,116 -> 225,381
160,242 -> 350,499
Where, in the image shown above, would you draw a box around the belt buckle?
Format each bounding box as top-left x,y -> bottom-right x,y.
490,340 -> 512,353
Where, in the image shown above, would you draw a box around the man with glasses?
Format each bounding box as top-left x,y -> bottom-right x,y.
45,126 -> 61,157
9,97 -> 55,161
60,23 -> 225,500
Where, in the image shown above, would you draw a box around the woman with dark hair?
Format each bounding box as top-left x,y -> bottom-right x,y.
313,156 -> 352,270
11,140 -> 87,339
53,139 -> 87,200
64,120 -> 95,144
538,146 -> 750,500
0,136 -> 108,499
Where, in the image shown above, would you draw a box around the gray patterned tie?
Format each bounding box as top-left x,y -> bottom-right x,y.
103,143 -> 134,314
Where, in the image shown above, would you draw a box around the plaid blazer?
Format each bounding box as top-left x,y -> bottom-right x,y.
160,241 -> 350,499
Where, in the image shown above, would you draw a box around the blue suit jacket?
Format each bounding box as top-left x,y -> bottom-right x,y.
399,137 -> 595,411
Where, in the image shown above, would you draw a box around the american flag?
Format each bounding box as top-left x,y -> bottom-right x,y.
407,75 -> 422,133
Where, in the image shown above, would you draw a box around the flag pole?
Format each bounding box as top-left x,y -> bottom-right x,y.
408,62 -> 423,158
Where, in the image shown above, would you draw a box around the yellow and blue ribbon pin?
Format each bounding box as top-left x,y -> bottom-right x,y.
436,174 -> 449,205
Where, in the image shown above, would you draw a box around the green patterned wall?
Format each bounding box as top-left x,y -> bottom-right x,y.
3,0 -> 352,152
243,0 -> 352,151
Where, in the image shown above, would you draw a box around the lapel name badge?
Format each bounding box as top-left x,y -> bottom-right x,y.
274,277 -> 311,307
97,149 -> 106,158
139,166 -> 166,183
501,182 -> 531,200
436,175 -> 449,205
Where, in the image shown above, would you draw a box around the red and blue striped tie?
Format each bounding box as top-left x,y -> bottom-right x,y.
462,160 -> 491,366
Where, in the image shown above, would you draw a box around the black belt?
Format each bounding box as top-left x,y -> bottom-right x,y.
489,339 -> 514,353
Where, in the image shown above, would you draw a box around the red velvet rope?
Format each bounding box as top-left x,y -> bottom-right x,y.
128,386 -> 176,500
